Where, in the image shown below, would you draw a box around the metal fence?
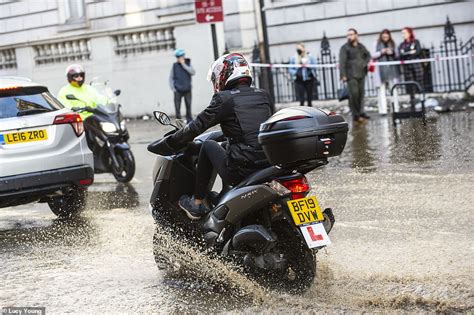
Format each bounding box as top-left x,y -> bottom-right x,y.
252,17 -> 473,103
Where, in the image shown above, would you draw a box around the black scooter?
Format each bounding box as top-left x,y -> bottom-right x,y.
148,109 -> 348,292
66,92 -> 135,183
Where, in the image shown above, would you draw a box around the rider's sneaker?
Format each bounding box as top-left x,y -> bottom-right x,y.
179,195 -> 210,220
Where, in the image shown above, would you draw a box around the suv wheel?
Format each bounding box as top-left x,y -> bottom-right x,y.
48,188 -> 87,218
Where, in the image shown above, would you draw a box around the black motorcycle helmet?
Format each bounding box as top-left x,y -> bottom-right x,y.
66,64 -> 85,87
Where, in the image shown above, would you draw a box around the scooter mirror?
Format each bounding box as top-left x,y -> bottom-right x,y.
66,94 -> 78,100
153,111 -> 171,125
114,89 -> 121,96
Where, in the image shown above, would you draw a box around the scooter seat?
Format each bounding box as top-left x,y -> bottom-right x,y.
235,166 -> 287,188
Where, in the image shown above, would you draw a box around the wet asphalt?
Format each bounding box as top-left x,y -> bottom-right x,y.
0,110 -> 473,313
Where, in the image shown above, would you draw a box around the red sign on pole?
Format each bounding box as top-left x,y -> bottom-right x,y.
195,0 -> 224,24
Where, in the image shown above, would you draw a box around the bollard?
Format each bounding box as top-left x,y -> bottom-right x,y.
378,84 -> 388,115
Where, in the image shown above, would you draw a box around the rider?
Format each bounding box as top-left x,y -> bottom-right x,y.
167,53 -> 275,220
57,64 -> 108,121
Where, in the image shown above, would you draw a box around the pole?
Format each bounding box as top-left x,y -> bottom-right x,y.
211,23 -> 219,60
258,0 -> 274,102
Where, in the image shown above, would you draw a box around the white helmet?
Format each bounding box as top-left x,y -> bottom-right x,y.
66,64 -> 85,86
207,53 -> 252,93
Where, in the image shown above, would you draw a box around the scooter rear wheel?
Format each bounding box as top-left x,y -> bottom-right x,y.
263,222 -> 316,293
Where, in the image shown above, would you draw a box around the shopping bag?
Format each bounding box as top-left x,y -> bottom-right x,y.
368,59 -> 376,73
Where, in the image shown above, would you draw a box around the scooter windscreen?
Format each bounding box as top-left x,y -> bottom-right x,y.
95,104 -> 118,115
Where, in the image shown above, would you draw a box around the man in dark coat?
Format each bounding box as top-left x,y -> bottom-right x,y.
339,28 -> 371,123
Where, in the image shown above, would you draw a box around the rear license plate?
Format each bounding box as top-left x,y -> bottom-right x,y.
287,196 -> 324,226
0,129 -> 48,145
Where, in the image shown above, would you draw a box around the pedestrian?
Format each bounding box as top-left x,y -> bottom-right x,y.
339,28 -> 371,123
371,29 -> 400,114
169,48 -> 195,122
289,43 -> 318,107
398,27 -> 424,101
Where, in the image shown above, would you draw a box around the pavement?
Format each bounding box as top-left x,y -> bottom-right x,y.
0,110 -> 473,313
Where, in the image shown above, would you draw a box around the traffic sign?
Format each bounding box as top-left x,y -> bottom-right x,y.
195,0 -> 223,24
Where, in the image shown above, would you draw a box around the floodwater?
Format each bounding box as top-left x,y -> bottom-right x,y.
0,111 -> 472,313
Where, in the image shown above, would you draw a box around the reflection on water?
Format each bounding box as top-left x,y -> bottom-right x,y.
349,123 -> 376,172
87,182 -> 140,210
336,111 -> 472,172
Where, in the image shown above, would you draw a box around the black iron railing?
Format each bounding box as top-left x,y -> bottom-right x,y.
252,17 -> 473,103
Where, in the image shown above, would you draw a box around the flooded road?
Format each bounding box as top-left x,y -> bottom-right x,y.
1,111 -> 473,313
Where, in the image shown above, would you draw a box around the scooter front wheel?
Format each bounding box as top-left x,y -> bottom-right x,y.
112,149 -> 135,183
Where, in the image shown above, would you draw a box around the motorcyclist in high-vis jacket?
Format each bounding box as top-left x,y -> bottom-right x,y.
57,64 -> 108,121
167,53 -> 275,220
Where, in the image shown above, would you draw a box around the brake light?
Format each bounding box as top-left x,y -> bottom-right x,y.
0,86 -> 21,91
79,178 -> 93,186
282,115 -> 310,121
278,176 -> 311,200
53,113 -> 84,136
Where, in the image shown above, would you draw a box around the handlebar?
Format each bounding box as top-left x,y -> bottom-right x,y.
148,130 -> 226,156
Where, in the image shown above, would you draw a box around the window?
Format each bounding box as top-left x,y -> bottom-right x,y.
65,0 -> 85,23
0,90 -> 63,119
0,49 -> 17,69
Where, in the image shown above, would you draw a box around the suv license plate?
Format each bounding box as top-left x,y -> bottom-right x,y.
287,196 -> 324,226
0,129 -> 48,145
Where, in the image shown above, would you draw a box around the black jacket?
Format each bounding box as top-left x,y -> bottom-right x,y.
169,85 -> 274,176
339,42 -> 371,79
398,39 -> 422,61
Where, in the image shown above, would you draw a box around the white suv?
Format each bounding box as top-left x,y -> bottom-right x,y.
0,77 -> 94,217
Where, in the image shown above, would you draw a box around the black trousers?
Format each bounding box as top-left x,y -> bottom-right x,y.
347,77 -> 366,119
83,116 -> 95,150
195,140 -> 242,199
295,79 -> 315,106
174,91 -> 192,122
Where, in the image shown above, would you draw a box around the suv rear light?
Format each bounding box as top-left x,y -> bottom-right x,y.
79,178 -> 93,186
278,176 -> 311,200
54,113 -> 84,136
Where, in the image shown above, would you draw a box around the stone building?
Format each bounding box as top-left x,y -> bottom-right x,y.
0,0 -> 227,117
0,0 -> 472,115
262,0 -> 473,62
